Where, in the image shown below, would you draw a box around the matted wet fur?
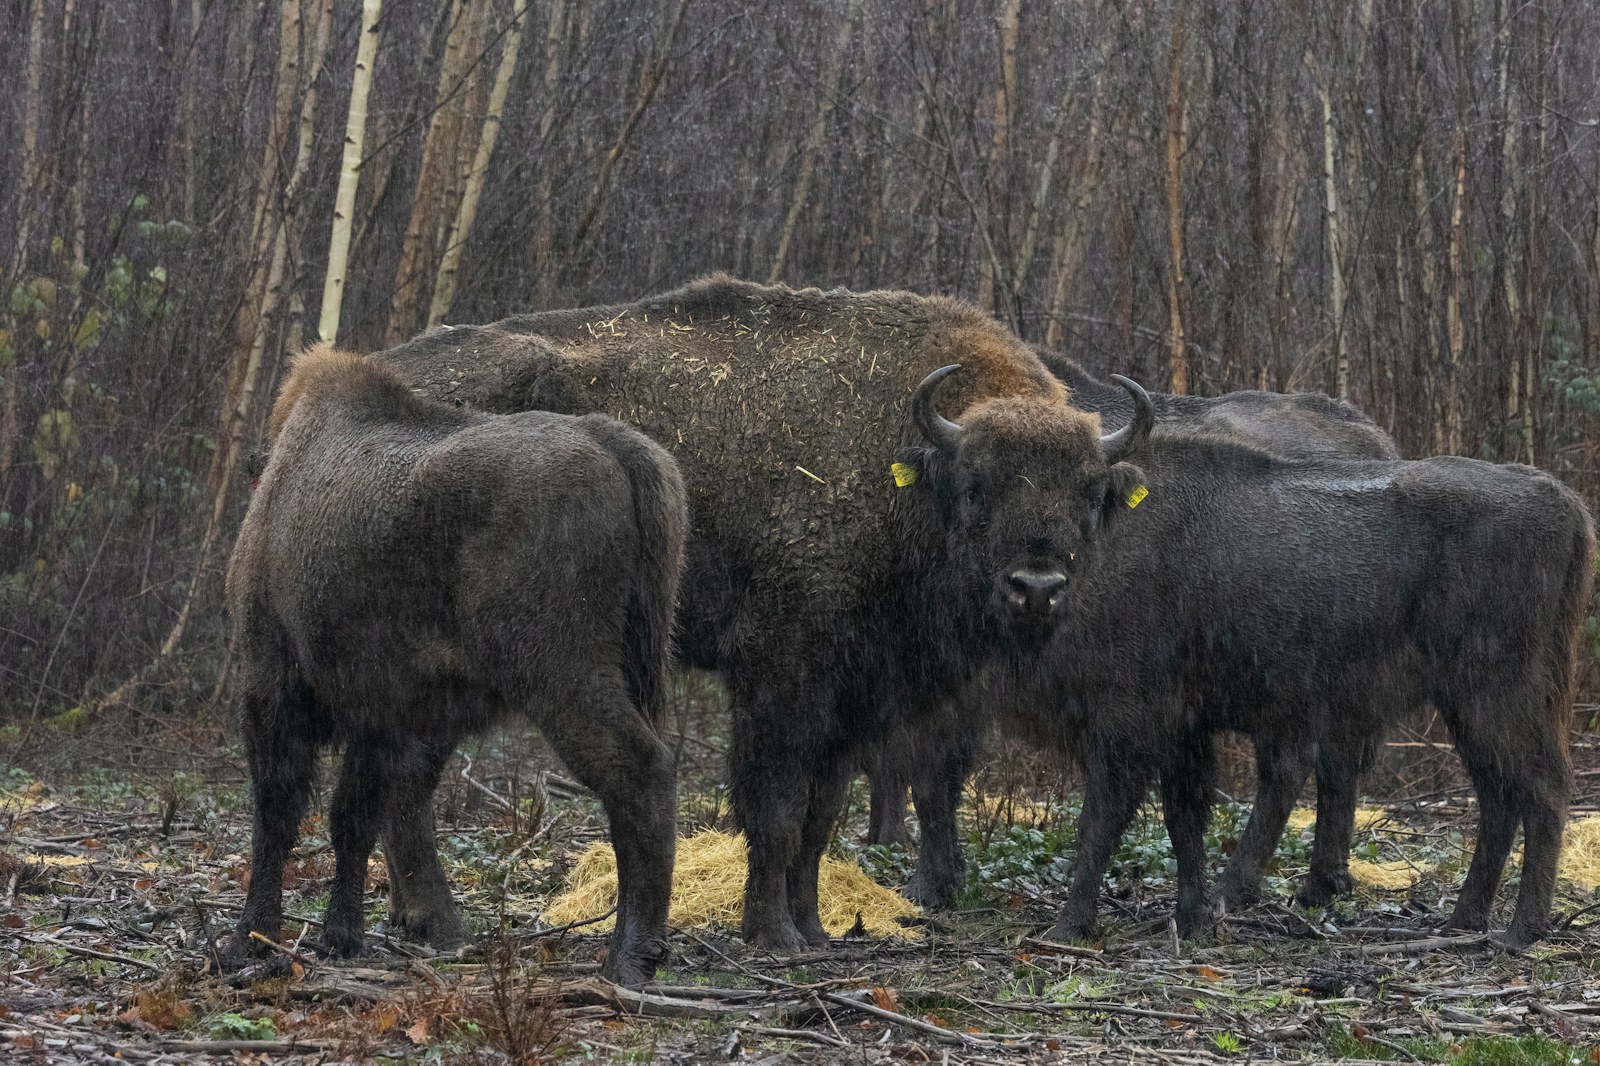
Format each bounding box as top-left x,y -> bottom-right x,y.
226,344 -> 688,986
867,353 -> 1403,913
379,275 -> 1147,951
897,426 -> 1593,946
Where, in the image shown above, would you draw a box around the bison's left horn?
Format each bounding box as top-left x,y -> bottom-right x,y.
1099,374 -> 1154,465
912,364 -> 963,453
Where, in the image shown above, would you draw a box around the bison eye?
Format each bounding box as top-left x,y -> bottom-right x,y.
963,487 -> 984,508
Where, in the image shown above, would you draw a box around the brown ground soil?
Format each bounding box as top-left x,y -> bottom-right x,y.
1,686 -> 1597,1064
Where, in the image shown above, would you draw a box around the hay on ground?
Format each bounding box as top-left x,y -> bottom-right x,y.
1557,814 -> 1600,890
543,829 -> 920,939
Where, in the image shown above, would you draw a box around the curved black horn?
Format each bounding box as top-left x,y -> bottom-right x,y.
1099,374 -> 1154,464
912,364 -> 964,453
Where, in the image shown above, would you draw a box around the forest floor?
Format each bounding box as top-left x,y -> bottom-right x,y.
2,686 -> 1598,1065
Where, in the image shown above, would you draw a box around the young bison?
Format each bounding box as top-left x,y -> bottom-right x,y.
225,344 -> 687,986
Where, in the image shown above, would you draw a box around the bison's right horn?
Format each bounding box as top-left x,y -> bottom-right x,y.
912,364 -> 964,453
1099,374 -> 1154,465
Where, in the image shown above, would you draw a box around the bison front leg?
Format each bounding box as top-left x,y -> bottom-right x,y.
903,729 -> 976,911
381,736 -> 467,949
230,678 -> 318,962
728,704 -> 818,954
1295,739 -> 1362,908
864,740 -> 912,848
320,737 -> 398,958
1051,749 -> 1149,943
1217,733 -> 1314,912
540,678 -> 677,987
785,754 -> 853,947
1158,731 -> 1216,938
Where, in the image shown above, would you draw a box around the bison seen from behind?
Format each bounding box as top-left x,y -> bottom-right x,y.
226,344 -> 688,986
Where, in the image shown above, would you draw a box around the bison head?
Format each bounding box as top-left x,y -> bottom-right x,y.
906,364 -> 1152,645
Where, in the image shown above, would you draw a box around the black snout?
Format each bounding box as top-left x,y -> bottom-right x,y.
1004,569 -> 1068,617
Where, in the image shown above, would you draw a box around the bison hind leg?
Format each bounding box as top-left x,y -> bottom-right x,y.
382,735 -> 468,949
319,735 -> 401,958
534,673 -> 676,987
230,675 -> 320,962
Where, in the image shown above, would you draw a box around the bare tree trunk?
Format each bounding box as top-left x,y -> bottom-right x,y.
568,0 -> 691,262
429,1 -> 528,327
1496,0 -> 1523,455
1043,38 -> 1116,350
1445,123 -> 1467,455
1,0 -> 49,513
767,2 -> 855,284
1163,0 -> 1189,394
531,0 -> 569,306
106,0 -> 334,700
1307,48 -> 1348,399
387,0 -> 475,346
975,0 -> 1020,310
318,0 -> 383,343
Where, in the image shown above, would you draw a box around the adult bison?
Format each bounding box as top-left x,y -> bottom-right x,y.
226,344 -> 688,986
895,403 -> 1590,945
867,354 -> 1399,911
378,275 -> 1152,950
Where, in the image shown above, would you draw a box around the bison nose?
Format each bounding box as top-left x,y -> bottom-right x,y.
1005,569 -> 1068,616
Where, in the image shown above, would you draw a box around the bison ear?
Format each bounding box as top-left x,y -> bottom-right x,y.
1104,463 -> 1148,522
894,446 -> 959,525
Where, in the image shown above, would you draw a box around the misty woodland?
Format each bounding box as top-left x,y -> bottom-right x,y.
3,1 -> 1600,1064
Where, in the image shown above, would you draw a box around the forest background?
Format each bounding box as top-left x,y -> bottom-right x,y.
3,0 -> 1600,722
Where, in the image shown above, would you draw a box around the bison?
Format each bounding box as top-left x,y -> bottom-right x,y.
377,275 -> 1153,950
226,344 -> 688,986
893,377 -> 1592,945
867,354 -> 1400,912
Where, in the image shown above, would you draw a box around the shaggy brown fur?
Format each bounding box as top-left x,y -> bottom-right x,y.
378,275 -> 1143,951
227,347 -> 687,985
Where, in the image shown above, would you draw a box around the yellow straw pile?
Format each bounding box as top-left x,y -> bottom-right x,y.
543,829 -> 920,939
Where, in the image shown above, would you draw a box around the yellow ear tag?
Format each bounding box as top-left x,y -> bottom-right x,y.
891,462 -> 918,488
1126,484 -> 1149,508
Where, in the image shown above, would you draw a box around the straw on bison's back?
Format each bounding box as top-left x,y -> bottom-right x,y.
385,277 -> 1065,619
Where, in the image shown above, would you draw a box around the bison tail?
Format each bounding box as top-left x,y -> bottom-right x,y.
585,417 -> 688,732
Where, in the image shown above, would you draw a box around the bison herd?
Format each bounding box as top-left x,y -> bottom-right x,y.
225,276 -> 1594,986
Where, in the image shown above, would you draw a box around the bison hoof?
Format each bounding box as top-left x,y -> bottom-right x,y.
392,905 -> 468,950
222,920 -> 280,966
316,923 -> 365,959
1493,922 -> 1542,950
602,940 -> 668,988
1214,876 -> 1260,913
903,872 -> 959,912
1046,916 -> 1096,944
741,918 -> 812,954
1293,870 -> 1353,909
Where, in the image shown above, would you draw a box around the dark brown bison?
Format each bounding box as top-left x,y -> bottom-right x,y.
868,354 -> 1401,912
895,405 -> 1591,945
226,344 -> 687,985
378,275 -> 1153,950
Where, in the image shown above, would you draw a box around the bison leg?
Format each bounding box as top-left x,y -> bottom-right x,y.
730,706 -> 817,953
1052,750 -> 1150,942
864,740 -> 912,848
1295,739 -> 1362,908
230,678 -> 318,960
1217,733 -> 1314,912
539,677 -> 676,987
903,729 -> 975,911
1504,760 -> 1568,946
381,736 -> 467,949
785,754 -> 852,947
320,736 -> 398,958
1158,731 -> 1216,938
